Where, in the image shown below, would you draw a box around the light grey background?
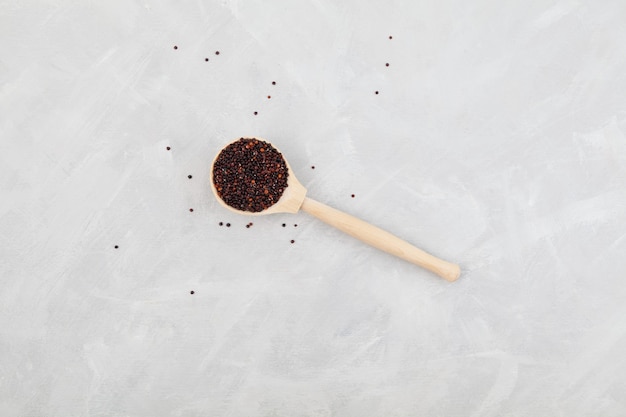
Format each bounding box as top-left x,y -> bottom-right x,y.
1,0 -> 626,415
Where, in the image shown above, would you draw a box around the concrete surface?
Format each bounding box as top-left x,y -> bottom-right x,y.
1,0 -> 626,415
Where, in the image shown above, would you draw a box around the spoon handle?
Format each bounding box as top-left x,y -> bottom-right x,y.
299,197 -> 460,281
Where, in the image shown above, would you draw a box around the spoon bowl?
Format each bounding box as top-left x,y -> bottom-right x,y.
210,136 -> 461,282
210,137 -> 307,215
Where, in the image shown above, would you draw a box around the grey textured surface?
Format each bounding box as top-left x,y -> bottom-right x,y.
1,0 -> 626,415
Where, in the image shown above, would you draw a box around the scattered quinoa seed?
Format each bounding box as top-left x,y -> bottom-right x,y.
166,146 -> 171,150
190,290 -> 195,294
219,222 -> 223,226
114,245 -> 118,249
188,175 -> 192,179
215,51 -> 220,55
290,240 -> 295,244
226,223 -> 231,227
272,81 -> 276,85
282,223 -> 286,227
351,194 -> 355,198
173,45 -> 178,50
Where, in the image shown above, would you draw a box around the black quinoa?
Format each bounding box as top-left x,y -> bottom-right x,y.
213,138 -> 288,212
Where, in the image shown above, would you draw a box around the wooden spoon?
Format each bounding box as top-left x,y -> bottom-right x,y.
210,137 -> 460,282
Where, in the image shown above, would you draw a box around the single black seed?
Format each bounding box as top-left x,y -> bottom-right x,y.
272,81 -> 276,85
246,224 -> 250,228
311,165 -> 315,169
205,58 -> 209,62
174,45 -> 178,50
351,194 -> 355,198
190,290 -> 195,294
290,240 -> 295,244
215,51 -> 220,55
386,63 -> 389,67
166,146 -> 171,150
219,222 -> 223,226
189,208 -> 194,212
226,223 -> 231,227
282,223 -> 286,227
267,95 -> 271,99
253,111 -> 258,115
188,175 -> 193,179
375,91 -> 379,95
389,35 -> 393,39
294,224 -> 298,227
114,245 -> 119,249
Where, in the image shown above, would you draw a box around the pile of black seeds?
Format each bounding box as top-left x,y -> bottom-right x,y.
212,138 -> 289,212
